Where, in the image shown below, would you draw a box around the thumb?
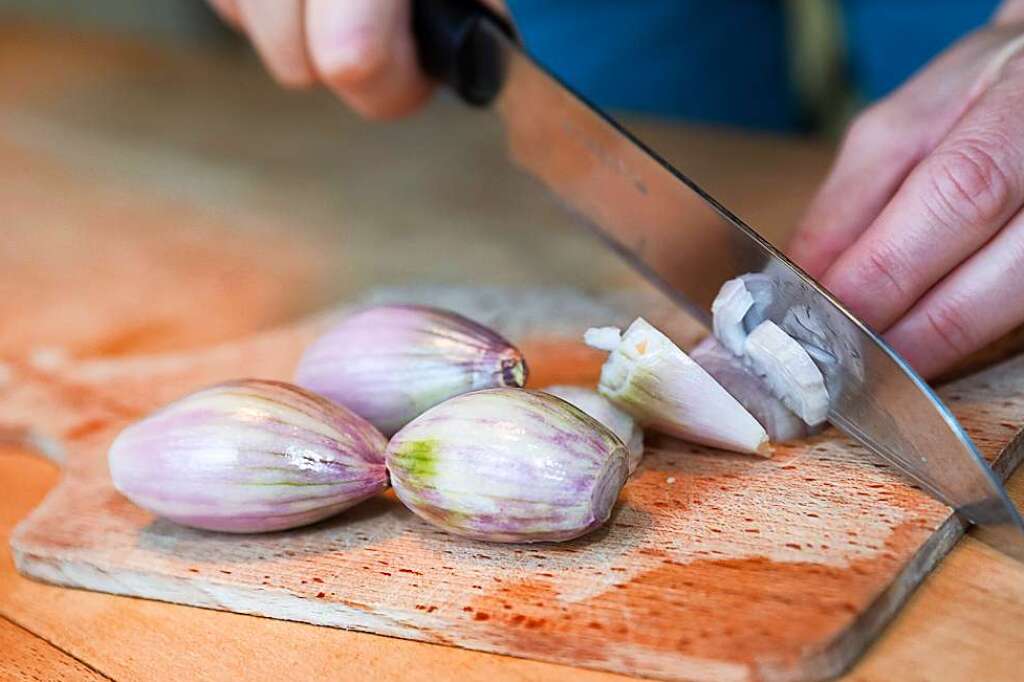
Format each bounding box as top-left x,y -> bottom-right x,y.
307,0 -> 432,119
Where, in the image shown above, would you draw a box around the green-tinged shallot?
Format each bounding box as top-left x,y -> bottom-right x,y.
544,384 -> 644,473
387,388 -> 629,543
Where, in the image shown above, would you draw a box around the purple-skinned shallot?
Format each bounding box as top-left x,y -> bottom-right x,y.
108,379 -> 388,533
296,305 -> 527,436
387,388 -> 629,543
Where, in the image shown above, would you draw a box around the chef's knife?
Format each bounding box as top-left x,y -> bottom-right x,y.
412,0 -> 1024,558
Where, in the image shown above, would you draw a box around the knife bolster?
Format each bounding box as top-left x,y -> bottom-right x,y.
412,0 -> 513,106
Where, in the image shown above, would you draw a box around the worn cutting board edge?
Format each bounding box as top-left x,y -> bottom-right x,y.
7,288 -> 1024,682
821,422 -> 1024,677
10,499 -> 967,682
16,441 -> 1018,682
807,425 -> 1024,679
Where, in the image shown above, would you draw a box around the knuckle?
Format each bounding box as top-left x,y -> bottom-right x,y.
792,226 -> 843,262
857,242 -> 909,300
840,101 -> 925,164
312,34 -> 392,89
843,108 -> 885,149
925,140 -> 1017,227
844,102 -> 901,148
829,241 -> 909,321
251,32 -> 315,89
274,66 -> 316,89
923,301 -> 976,359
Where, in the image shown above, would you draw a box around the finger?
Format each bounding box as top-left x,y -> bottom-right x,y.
236,0 -> 315,89
208,0 -> 243,30
885,208 -> 1024,378
788,103 -> 926,278
995,0 -> 1024,24
820,59 -> 1024,332
481,0 -> 511,19
789,28 -> 1018,279
306,0 -> 432,120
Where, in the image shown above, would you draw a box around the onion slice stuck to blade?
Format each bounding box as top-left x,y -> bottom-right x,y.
709,276 -> 831,431
743,320 -> 830,427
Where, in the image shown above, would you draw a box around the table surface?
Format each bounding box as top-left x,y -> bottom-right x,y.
1,18 -> 1023,682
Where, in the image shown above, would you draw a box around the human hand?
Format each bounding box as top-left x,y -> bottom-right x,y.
789,3 -> 1024,379
207,0 -> 507,119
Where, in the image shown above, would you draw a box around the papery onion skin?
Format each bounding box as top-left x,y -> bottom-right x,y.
108,379 -> 389,533
295,305 -> 527,436
386,388 -> 629,543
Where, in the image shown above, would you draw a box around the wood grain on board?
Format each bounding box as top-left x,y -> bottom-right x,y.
0,616 -> 109,682
3,289 -> 1023,682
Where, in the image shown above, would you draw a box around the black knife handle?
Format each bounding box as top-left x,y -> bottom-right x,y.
412,0 -> 514,106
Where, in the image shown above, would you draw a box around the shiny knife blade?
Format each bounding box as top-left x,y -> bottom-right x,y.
413,0 -> 1024,558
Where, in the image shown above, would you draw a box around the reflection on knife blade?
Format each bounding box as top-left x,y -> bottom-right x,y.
471,20 -> 1024,559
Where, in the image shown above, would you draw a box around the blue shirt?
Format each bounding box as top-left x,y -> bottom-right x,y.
508,0 -> 1000,131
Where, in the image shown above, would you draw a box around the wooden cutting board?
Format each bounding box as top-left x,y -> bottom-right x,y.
5,288 -> 1023,682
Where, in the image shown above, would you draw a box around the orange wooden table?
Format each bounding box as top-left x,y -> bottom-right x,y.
1,18 -> 1022,682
